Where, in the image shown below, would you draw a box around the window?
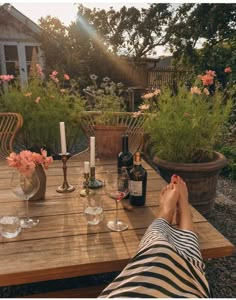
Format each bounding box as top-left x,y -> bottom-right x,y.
4,45 -> 20,77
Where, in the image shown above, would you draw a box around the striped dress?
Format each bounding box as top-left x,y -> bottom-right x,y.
99,218 -> 211,298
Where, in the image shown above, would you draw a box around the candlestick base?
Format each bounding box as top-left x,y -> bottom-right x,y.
80,188 -> 95,197
88,166 -> 103,189
57,184 -> 75,193
88,178 -> 103,189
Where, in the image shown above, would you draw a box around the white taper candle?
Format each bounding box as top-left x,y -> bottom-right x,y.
84,161 -> 90,174
59,122 -> 67,154
90,136 -> 95,167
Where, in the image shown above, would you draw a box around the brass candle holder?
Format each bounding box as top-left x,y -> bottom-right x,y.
80,172 -> 94,197
56,153 -> 75,193
88,166 -> 103,189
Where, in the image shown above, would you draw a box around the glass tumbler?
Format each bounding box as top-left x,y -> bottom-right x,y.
83,196 -> 103,225
0,208 -> 21,239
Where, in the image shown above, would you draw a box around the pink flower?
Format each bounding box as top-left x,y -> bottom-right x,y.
36,64 -> 44,78
60,89 -> 66,93
40,148 -> 48,158
19,150 -> 34,161
142,93 -> 154,100
32,152 -> 43,164
200,74 -> 214,86
43,156 -> 53,169
35,96 -> 41,103
139,104 -> 150,110
64,74 -> 70,80
153,89 -> 161,96
0,74 -> 14,82
7,152 -> 20,168
53,77 -> 59,83
24,92 -> 32,97
205,70 -> 216,77
190,86 -> 201,95
203,88 -> 210,96
132,111 -> 142,118
18,159 -> 36,177
184,112 -> 190,118
50,70 -> 59,83
224,67 -> 232,73
51,71 -> 58,77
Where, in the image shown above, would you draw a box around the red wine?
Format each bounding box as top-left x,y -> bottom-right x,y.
129,152 -> 147,206
117,135 -> 133,175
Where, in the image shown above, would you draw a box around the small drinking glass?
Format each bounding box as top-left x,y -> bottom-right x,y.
83,196 -> 103,225
0,208 -> 21,239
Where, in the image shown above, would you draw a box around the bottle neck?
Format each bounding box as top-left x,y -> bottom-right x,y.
134,152 -> 141,166
122,136 -> 129,152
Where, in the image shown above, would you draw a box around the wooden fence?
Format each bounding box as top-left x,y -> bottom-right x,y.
105,60 -> 191,89
147,67 -> 191,88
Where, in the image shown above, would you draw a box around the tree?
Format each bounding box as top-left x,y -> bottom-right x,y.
75,4 -> 173,59
38,16 -> 69,74
168,3 -> 236,70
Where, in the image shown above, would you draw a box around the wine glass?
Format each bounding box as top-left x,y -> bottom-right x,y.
11,170 -> 40,228
104,168 -> 129,232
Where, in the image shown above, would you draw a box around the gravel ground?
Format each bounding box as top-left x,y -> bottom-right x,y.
204,176 -> 236,298
0,176 -> 235,298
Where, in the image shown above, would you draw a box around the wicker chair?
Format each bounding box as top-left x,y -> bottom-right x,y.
0,112 -> 23,158
72,111 -> 148,160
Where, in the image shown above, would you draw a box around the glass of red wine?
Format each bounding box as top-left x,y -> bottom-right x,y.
105,168 -> 129,232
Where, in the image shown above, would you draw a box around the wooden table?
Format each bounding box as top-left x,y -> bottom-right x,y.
0,158 -> 234,290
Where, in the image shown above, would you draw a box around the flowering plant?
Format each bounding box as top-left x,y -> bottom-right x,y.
142,68 -> 233,163
0,65 -> 85,155
7,149 -> 53,177
84,75 -> 129,124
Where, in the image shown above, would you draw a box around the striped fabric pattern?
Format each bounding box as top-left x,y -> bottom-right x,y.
99,218 -> 211,298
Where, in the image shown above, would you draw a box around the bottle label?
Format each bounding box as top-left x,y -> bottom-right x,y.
129,180 -> 142,196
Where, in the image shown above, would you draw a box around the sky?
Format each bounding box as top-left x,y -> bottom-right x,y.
9,2 -> 151,26
6,1 -> 173,57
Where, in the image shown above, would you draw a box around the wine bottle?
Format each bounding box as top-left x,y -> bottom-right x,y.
117,135 -> 133,175
129,152 -> 147,206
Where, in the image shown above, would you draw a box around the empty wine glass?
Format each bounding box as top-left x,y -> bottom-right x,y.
11,170 -> 40,228
105,168 -> 129,232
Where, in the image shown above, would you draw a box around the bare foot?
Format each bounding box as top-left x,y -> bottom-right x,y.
170,175 -> 180,225
173,176 -> 195,233
158,183 -> 179,224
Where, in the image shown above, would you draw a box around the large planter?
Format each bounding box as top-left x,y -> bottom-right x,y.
153,151 -> 228,215
30,164 -> 46,201
93,125 -> 127,159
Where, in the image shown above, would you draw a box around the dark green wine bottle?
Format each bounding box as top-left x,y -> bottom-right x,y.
117,135 -> 133,175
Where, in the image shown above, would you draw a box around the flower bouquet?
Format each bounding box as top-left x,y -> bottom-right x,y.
7,149 -> 53,201
7,149 -> 53,176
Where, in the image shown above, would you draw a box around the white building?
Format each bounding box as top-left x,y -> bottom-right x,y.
0,3 -> 44,86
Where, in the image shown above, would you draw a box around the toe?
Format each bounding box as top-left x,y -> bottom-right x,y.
171,174 -> 178,184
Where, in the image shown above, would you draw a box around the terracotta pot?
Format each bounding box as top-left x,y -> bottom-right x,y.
153,151 -> 228,215
93,125 -> 127,159
30,164 -> 46,201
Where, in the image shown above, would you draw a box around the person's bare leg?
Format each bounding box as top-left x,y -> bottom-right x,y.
172,176 -> 195,233
158,183 -> 179,224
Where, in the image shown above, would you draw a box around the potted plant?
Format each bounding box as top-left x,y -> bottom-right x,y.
83,75 -> 130,158
0,65 -> 86,157
141,69 -> 233,215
